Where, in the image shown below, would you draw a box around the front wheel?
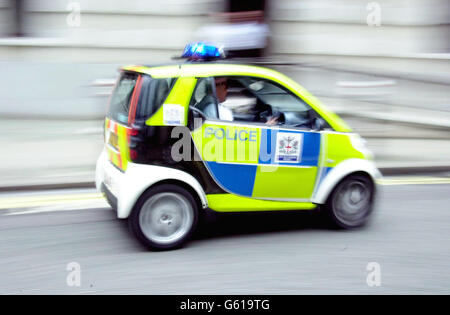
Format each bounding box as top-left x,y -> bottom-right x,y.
324,174 -> 375,229
129,184 -> 198,250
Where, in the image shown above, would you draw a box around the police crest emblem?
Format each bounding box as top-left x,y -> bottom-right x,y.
274,132 -> 303,163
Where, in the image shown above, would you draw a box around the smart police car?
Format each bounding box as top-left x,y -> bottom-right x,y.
96,43 -> 381,250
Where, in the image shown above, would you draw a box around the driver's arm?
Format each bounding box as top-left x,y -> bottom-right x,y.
265,116 -> 279,125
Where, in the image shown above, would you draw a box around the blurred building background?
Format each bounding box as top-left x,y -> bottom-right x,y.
0,0 -> 449,187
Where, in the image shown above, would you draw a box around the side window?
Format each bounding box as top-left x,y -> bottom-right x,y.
190,76 -> 258,122
239,77 -> 315,128
214,76 -> 325,129
217,77 -> 258,122
190,77 -> 218,119
189,75 -> 328,130
136,76 -> 175,120
108,72 -> 175,125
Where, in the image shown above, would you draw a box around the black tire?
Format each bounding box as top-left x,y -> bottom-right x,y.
128,184 -> 198,250
324,174 -> 375,229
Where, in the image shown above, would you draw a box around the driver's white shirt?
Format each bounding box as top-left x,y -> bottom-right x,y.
218,104 -> 234,121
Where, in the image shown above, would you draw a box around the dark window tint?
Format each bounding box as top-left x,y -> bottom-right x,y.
136,76 -> 175,120
108,73 -> 175,125
108,72 -> 138,124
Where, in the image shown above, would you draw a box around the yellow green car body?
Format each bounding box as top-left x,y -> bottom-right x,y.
96,61 -> 381,250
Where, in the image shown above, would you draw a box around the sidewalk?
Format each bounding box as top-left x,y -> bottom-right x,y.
0,119 -> 102,190
0,116 -> 449,190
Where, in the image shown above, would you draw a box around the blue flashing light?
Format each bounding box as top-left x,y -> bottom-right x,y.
182,42 -> 225,60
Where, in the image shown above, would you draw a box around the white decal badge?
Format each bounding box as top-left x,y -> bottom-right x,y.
275,132 -> 303,163
163,104 -> 185,126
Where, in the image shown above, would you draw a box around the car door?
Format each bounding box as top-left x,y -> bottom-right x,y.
191,75 -> 323,202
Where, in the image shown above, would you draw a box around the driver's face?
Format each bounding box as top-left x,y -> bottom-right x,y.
215,78 -> 228,103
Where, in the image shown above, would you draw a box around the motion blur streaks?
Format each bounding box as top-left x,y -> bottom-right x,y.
0,0 -> 449,201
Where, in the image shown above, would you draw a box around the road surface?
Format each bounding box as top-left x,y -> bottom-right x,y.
0,180 -> 449,294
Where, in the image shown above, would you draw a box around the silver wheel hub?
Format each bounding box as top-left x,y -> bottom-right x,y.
333,180 -> 371,224
350,188 -> 362,203
139,192 -> 194,245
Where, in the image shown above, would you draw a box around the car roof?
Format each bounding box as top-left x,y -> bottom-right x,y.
121,62 -> 287,80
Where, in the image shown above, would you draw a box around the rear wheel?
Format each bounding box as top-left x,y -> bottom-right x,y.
129,184 -> 198,250
324,174 -> 374,229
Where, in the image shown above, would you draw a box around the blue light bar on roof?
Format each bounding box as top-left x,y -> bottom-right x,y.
181,42 -> 225,60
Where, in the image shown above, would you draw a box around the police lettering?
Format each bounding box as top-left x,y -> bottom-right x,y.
205,127 -> 256,142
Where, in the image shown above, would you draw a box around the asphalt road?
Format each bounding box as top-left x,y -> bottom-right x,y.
0,183 -> 449,294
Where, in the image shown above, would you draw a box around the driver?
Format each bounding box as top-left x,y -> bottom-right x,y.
266,116 -> 278,125
214,77 -> 233,121
215,77 -> 280,125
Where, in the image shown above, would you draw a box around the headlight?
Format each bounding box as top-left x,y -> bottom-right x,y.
350,134 -> 374,160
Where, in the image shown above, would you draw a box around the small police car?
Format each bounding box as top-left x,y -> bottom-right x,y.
96,43 -> 381,250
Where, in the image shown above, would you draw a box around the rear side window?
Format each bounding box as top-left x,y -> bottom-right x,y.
136,76 -> 175,120
107,72 -> 174,125
108,72 -> 138,125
